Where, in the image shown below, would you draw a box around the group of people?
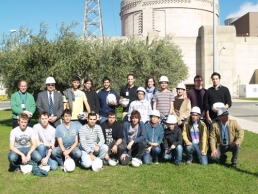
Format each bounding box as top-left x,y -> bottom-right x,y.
8,72 -> 244,173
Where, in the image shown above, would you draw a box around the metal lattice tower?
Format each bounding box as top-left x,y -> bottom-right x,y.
83,0 -> 103,38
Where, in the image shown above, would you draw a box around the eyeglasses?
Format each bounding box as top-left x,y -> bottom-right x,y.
47,84 -> 55,87
191,114 -> 199,116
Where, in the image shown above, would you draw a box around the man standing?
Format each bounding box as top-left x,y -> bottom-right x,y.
98,77 -> 119,124
82,77 -> 100,114
79,112 -> 108,169
37,77 -> 64,128
120,74 -> 138,120
63,76 -> 91,125
210,107 -> 244,168
187,75 -> 206,118
51,109 -> 82,168
101,111 -> 125,162
172,83 -> 191,126
153,76 -> 175,118
34,112 -> 58,170
204,72 -> 232,131
8,113 -> 41,172
10,80 -> 36,128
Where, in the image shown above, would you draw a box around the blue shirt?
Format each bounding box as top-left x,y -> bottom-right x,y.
221,122 -> 229,146
55,122 -> 80,149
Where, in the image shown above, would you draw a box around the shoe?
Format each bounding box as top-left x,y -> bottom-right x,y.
154,162 -> 159,164
186,160 -> 192,165
59,166 -> 64,170
231,163 -> 237,168
176,162 -> 180,167
14,168 -> 20,173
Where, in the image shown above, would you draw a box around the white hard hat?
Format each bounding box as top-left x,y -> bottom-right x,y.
166,115 -> 177,124
78,112 -> 87,120
136,87 -> 146,94
108,158 -> 118,166
39,165 -> 50,172
45,77 -> 56,84
120,98 -> 130,106
131,157 -> 142,167
150,110 -> 160,118
106,93 -> 117,104
20,164 -> 33,174
191,106 -> 201,115
64,158 -> 75,173
212,102 -> 225,112
92,157 -> 103,172
176,83 -> 186,90
159,76 -> 169,83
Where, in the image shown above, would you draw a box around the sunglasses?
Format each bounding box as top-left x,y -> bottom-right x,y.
47,84 -> 55,87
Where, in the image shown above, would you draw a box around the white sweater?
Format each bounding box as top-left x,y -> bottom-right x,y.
128,99 -> 152,123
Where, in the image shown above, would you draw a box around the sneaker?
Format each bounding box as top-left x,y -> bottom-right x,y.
176,162 -> 180,167
154,161 -> 159,164
186,160 -> 192,165
59,166 -> 64,170
231,163 -> 237,168
14,168 -> 21,173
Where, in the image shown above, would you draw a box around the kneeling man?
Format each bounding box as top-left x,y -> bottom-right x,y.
210,107 -> 244,168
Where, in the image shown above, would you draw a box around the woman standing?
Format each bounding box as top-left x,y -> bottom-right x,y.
145,76 -> 157,107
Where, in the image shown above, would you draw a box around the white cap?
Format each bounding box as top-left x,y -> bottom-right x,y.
150,110 -> 160,118
92,157 -> 103,172
159,76 -> 169,83
131,158 -> 142,167
191,106 -> 201,115
136,87 -> 146,94
45,77 -> 56,84
64,158 -> 75,172
217,107 -> 229,116
166,115 -> 177,124
176,83 -> 186,90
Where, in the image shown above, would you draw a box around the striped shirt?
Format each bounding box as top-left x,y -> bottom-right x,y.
153,90 -> 175,117
190,122 -> 200,144
79,124 -> 105,154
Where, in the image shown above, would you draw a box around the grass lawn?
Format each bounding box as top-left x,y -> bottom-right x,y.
0,110 -> 258,193
237,98 -> 258,101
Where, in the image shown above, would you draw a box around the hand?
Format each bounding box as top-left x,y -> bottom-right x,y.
104,153 -> 109,161
186,142 -> 192,146
25,154 -> 31,163
127,141 -> 134,150
41,157 -> 48,166
120,154 -> 129,161
201,152 -> 207,156
21,154 -> 27,164
49,116 -> 57,123
146,147 -> 152,153
151,143 -> 159,147
231,142 -> 237,147
213,108 -> 219,113
206,117 -> 212,124
63,150 -> 70,158
111,144 -> 118,154
171,145 -> 176,149
165,149 -> 169,154
90,153 -> 96,161
94,146 -> 100,153
211,150 -> 218,158
109,101 -> 117,106
23,111 -> 32,118
121,104 -> 128,108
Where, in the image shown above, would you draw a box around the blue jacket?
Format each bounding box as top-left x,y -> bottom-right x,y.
144,122 -> 164,146
122,121 -> 146,154
98,89 -> 119,117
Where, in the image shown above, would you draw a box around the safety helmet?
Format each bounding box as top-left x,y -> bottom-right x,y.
78,112 -> 87,120
106,93 -> 117,104
217,107 -> 229,116
120,98 -> 130,106
108,158 -> 119,166
64,158 -> 75,173
131,157 -> 142,167
45,77 -> 56,84
166,115 -> 177,124
136,87 -> 146,94
176,83 -> 186,90
150,110 -> 160,118
20,164 -> 33,174
212,102 -> 225,112
159,76 -> 169,83
92,157 -> 103,172
191,106 -> 201,115
39,165 -> 50,172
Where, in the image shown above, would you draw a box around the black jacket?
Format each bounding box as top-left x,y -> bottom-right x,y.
163,126 -> 182,149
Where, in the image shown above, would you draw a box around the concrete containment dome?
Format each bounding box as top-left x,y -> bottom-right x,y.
120,0 -> 219,37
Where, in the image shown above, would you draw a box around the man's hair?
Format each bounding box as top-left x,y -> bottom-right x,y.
127,74 -> 135,79
62,109 -> 72,117
72,76 -> 81,82
145,76 -> 156,88
83,77 -> 93,85
130,110 -> 141,121
102,76 -> 111,83
19,113 -> 29,121
108,110 -> 117,117
88,112 -> 97,118
18,80 -> 27,87
194,75 -> 203,82
211,72 -> 221,79
39,111 -> 49,118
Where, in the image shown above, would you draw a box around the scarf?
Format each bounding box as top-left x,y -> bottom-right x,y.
145,86 -> 156,102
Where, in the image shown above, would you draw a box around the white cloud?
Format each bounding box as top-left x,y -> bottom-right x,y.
226,1 -> 258,19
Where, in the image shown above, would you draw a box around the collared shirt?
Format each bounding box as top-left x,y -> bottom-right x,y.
221,122 -> 229,146
47,91 -> 54,105
212,85 -> 222,91
190,121 -> 199,144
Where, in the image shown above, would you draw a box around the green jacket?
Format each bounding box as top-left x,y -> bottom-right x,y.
10,91 -> 36,119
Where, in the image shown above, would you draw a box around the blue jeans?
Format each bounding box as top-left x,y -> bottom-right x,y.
163,145 -> 183,163
51,147 -> 82,166
99,116 -> 108,124
80,144 -> 109,168
143,146 -> 161,164
8,147 -> 42,170
185,144 -> 208,165
36,144 -> 58,170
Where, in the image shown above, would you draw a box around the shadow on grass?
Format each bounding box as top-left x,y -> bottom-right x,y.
1,118 -> 12,127
221,163 -> 258,177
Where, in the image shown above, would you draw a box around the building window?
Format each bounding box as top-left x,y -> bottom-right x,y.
254,88 -> 257,92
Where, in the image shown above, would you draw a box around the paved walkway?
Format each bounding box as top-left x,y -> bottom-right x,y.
229,115 -> 258,134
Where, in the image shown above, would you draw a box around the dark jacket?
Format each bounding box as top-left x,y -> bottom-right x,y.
122,121 -> 146,145
100,120 -> 123,143
163,126 -> 182,149
98,89 -> 119,117
82,89 -> 100,113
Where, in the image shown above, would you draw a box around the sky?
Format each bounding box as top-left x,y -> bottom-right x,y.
0,0 -> 258,39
